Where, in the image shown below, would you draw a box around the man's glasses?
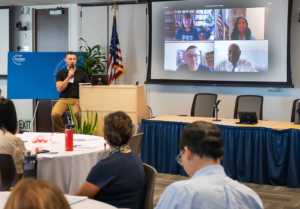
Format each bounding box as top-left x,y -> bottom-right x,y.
186,55 -> 200,59
175,149 -> 185,166
228,50 -> 240,55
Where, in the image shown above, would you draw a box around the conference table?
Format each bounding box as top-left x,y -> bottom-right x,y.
18,133 -> 108,194
0,192 -> 117,209
141,115 -> 300,188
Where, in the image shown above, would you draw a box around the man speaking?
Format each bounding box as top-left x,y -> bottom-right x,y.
51,51 -> 89,133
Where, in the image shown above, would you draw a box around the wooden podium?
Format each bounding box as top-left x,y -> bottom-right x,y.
79,85 -> 150,136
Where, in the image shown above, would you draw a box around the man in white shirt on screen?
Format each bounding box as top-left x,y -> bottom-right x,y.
214,43 -> 258,72
155,121 -> 263,209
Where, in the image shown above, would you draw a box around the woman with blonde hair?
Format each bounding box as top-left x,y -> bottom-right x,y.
74,111 -> 146,209
4,178 -> 70,209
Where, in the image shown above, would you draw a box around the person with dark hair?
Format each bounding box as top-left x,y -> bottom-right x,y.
231,17 -> 256,40
175,13 -> 199,41
74,111 -> 146,209
51,51 -> 89,133
155,121 -> 263,209
177,45 -> 212,72
0,98 -> 25,180
214,43 -> 257,72
4,179 -> 70,209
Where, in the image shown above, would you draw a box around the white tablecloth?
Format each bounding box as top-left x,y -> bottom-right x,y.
0,192 -> 117,209
17,133 -> 109,194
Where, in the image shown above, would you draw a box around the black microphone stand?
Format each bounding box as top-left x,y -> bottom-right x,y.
213,104 -> 221,122
295,101 -> 300,125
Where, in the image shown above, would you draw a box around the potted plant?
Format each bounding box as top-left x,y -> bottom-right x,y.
76,38 -> 107,80
68,103 -> 102,135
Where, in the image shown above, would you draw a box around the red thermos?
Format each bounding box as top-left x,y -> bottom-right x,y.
65,125 -> 75,151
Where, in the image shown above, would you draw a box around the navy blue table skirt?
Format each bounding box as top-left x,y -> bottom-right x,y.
141,119 -> 300,188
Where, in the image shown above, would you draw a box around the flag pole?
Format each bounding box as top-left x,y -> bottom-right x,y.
112,4 -> 118,84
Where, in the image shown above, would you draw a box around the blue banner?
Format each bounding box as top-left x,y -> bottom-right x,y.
8,52 -> 79,99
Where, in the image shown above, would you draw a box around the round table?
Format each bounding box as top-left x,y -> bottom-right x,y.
17,133 -> 108,194
0,192 -> 117,209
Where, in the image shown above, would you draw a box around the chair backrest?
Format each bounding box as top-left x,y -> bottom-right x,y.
143,163 -> 157,209
129,133 -> 143,156
0,154 -> 18,191
234,95 -> 263,120
291,99 -> 300,122
132,123 -> 139,135
191,93 -> 218,117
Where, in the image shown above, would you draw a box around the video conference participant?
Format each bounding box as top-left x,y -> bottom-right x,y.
231,17 -> 256,40
74,111 -> 146,209
175,13 -> 200,41
51,51 -> 89,133
177,46 -> 212,72
155,121 -> 263,209
0,98 -> 25,180
214,43 -> 257,72
4,179 -> 71,209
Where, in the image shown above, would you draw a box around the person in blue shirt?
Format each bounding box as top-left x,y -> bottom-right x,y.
74,111 -> 146,209
176,45 -> 212,72
230,17 -> 256,40
175,13 -> 199,41
155,121 -> 263,209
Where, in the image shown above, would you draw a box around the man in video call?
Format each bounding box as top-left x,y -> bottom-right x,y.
176,45 -> 212,72
214,43 -> 258,72
51,51 -> 89,133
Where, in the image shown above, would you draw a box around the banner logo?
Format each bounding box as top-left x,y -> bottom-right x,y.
12,54 -> 25,65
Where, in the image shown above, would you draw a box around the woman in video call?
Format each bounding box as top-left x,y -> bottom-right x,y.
230,17 -> 256,40
175,13 -> 199,41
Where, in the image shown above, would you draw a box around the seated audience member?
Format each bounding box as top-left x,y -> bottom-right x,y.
0,98 -> 25,180
214,43 -> 257,72
4,179 -> 70,209
155,121 -> 263,209
177,46 -> 212,72
175,13 -> 199,41
74,111 -> 146,209
231,17 -> 256,40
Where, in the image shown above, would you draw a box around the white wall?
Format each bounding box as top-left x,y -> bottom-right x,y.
81,2 -> 300,122
10,4 -> 80,120
7,1 -> 300,123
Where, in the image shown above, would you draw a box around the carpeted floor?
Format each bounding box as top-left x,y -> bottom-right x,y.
153,173 -> 300,209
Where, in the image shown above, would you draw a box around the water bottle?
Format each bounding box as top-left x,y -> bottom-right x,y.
65,124 -> 75,151
23,150 -> 37,179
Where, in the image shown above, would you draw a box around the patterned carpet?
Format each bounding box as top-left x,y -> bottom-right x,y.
153,173 -> 300,209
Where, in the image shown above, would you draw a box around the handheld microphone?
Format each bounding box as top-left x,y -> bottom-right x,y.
214,99 -> 221,108
70,64 -> 75,79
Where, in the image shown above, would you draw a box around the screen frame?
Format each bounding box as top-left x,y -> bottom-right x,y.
145,0 -> 294,88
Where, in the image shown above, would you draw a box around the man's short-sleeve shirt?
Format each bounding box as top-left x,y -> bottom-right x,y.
56,68 -> 89,98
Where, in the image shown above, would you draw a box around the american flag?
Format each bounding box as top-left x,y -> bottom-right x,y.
225,18 -> 229,40
217,10 -> 223,40
108,15 -> 124,85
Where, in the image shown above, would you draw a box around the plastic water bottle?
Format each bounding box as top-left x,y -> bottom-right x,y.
23,150 -> 37,178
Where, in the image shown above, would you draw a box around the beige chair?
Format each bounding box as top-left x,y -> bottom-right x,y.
132,123 -> 139,135
129,133 -> 143,156
143,163 -> 157,209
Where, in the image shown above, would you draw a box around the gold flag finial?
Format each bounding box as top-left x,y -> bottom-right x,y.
111,3 -> 118,15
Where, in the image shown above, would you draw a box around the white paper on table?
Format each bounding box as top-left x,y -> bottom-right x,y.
64,195 -> 88,205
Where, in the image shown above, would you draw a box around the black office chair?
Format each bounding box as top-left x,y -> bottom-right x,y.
291,99 -> 300,122
233,95 -> 263,120
191,93 -> 218,117
0,154 -> 18,191
62,111 -> 72,125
